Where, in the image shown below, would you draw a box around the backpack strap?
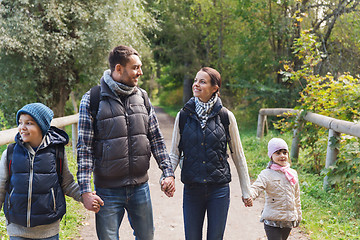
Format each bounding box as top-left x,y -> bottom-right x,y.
178,108 -> 190,157
90,85 -> 101,130
179,108 -> 189,136
6,143 -> 15,175
218,108 -> 232,153
5,143 -> 15,191
55,144 -> 64,185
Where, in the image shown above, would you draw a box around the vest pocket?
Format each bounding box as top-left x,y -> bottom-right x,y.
129,104 -> 147,114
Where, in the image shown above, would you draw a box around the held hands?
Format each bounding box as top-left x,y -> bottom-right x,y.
242,196 -> 253,207
82,191 -> 104,213
161,176 -> 175,197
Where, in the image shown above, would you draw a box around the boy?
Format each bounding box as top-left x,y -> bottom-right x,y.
0,103 -> 101,240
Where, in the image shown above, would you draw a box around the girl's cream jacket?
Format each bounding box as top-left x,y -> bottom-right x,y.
250,168 -> 302,223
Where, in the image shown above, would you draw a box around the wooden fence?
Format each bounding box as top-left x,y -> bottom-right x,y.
2,109 -> 360,189
0,114 -> 79,157
257,108 -> 360,188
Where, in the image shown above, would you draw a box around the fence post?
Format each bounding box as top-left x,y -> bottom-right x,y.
323,129 -> 340,190
72,123 -> 78,159
290,113 -> 303,162
256,113 -> 267,138
290,128 -> 300,162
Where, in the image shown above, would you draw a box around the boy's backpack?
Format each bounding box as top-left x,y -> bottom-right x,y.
89,85 -> 151,129
178,107 -> 232,153
6,143 -> 64,190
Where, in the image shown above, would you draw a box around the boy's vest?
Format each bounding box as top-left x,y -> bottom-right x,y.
179,97 -> 232,184
91,79 -> 152,188
4,142 -> 66,227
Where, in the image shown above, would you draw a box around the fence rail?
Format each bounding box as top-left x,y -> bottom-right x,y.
257,108 -> 360,189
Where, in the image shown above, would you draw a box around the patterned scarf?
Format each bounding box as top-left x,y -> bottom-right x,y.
270,162 -> 298,185
195,95 -> 218,129
103,69 -> 136,96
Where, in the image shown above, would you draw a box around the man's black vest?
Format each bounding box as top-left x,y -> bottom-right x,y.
92,78 -> 151,188
179,97 -> 231,184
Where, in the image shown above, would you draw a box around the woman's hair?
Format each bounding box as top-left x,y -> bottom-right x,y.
200,67 -> 221,95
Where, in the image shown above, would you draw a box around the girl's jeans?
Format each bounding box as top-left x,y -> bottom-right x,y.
95,183 -> 154,240
264,224 -> 292,240
183,183 -> 230,240
10,234 -> 59,240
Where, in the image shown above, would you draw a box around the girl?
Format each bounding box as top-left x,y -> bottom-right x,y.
250,137 -> 302,240
164,67 -> 252,240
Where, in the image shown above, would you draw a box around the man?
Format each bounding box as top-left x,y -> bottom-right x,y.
77,45 -> 175,240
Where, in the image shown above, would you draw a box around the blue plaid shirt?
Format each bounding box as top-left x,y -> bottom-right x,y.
77,90 -> 174,194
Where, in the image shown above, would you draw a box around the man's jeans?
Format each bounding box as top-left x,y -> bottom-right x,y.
10,234 -> 59,240
95,182 -> 154,240
183,183 -> 230,240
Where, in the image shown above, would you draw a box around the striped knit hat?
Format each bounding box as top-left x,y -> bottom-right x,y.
16,103 -> 54,136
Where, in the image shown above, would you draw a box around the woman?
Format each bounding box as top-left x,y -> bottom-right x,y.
165,67 -> 252,240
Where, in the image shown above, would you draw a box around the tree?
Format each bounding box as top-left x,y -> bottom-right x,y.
0,0 -> 157,122
145,0 -> 201,104
146,0 -> 240,105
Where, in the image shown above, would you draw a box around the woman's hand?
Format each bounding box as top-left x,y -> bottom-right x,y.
242,197 -> 253,207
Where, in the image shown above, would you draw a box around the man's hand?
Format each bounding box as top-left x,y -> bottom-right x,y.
82,191 -> 104,213
161,176 -> 175,197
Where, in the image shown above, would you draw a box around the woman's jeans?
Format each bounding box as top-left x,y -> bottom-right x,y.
10,234 -> 59,240
183,183 -> 230,240
95,183 -> 154,240
264,224 -> 292,240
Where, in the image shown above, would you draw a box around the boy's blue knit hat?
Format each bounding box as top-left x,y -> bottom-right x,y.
16,103 -> 54,136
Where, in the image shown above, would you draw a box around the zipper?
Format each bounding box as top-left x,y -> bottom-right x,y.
7,188 -> 14,209
27,150 -> 37,227
51,188 -> 56,211
125,111 -> 132,178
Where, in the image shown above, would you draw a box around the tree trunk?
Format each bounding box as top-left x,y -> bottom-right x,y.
49,77 -> 72,117
183,64 -> 193,104
70,91 -> 78,113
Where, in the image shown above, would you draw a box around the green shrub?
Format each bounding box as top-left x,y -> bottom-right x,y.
159,86 -> 184,108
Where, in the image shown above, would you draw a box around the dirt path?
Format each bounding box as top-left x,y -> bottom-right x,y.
79,107 -> 310,240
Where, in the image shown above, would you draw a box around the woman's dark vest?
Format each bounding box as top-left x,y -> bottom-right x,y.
4,141 -> 66,227
179,97 -> 231,184
93,79 -> 151,188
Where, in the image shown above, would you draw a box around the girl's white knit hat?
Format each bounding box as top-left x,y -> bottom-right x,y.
267,138 -> 289,158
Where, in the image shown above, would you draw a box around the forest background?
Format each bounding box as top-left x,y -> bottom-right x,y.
0,0 -> 360,239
